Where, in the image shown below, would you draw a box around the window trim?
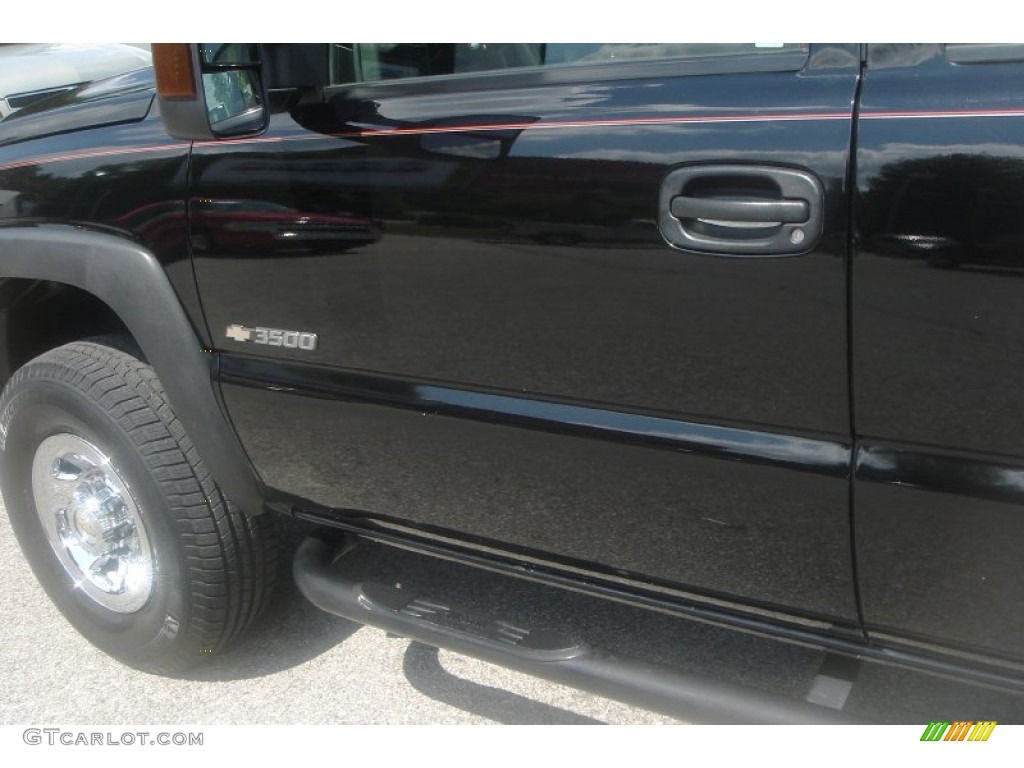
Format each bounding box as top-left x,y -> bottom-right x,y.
321,46 -> 810,101
946,44 -> 1024,64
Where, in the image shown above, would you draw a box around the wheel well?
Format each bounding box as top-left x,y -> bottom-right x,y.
0,279 -> 132,388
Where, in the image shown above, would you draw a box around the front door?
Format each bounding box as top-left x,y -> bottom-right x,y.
191,43 -> 861,626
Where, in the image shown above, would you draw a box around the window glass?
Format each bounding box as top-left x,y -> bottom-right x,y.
328,43 -> 805,85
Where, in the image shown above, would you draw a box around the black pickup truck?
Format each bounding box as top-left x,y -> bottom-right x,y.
0,43 -> 1022,723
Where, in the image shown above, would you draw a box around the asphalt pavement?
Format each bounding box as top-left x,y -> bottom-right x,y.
2,497 -> 1023,726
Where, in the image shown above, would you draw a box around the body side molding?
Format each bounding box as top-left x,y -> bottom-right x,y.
219,355 -> 852,477
0,223 -> 265,514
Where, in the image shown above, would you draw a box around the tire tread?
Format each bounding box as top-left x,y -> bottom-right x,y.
3,338 -> 277,673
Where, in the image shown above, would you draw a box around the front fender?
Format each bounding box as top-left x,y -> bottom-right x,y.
0,222 -> 266,514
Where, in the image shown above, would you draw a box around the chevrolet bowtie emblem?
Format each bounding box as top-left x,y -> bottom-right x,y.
225,325 -> 252,342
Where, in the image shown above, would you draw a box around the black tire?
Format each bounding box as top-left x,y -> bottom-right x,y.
0,339 -> 277,674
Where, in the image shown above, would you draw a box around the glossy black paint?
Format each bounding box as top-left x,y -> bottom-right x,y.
0,44 -> 1021,679
221,353 -> 856,619
199,45 -> 861,622
222,375 -> 858,620
856,470 -> 1024,660
193,76 -> 855,433
855,44 -> 1024,658
0,88 -> 209,347
858,445 -> 1024,507
220,355 -> 852,476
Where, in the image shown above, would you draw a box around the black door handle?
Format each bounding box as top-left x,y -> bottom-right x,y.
670,196 -> 810,225
658,165 -> 824,256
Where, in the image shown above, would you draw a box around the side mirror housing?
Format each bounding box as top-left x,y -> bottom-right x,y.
153,43 -> 268,140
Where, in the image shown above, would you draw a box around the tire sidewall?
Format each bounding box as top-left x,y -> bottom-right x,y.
1,376 -> 193,669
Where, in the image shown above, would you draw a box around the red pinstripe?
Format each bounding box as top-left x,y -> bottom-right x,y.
3,107 -> 1024,175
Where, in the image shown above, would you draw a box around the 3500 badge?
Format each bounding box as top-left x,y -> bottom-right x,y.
225,324 -> 318,351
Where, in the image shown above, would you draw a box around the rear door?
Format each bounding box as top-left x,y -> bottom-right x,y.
192,43 -> 861,626
854,43 -> 1024,660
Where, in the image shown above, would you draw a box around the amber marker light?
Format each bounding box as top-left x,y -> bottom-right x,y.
152,44 -> 197,100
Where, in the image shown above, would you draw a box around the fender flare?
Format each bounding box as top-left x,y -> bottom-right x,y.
0,223 -> 266,514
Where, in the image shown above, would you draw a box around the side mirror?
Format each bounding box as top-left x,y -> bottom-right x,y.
152,44 -> 267,140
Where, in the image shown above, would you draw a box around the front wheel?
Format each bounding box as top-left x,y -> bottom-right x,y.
0,339 -> 277,674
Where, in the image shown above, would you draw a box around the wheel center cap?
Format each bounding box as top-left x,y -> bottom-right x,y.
32,434 -> 154,613
73,505 -> 103,543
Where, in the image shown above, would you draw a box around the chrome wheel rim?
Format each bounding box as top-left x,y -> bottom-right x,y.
31,434 -> 154,613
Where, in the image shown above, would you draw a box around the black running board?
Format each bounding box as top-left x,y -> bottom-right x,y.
293,537 -> 858,724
